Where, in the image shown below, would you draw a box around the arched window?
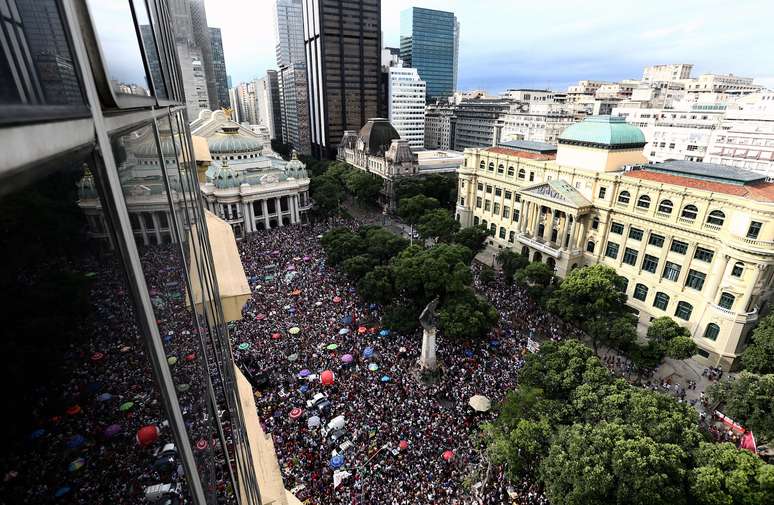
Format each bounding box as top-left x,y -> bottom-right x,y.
507,166 -> 515,176
706,210 -> 725,226
704,323 -> 720,341
681,204 -> 698,220
617,191 -> 631,204
497,164 -> 504,174
731,262 -> 744,277
586,241 -> 595,253
518,168 -> 526,179
481,219 -> 488,228
675,301 -> 693,320
718,292 -> 735,310
490,223 -> 497,235
479,160 -> 485,170
488,162 -> 494,171
653,292 -> 670,310
637,195 -> 651,209
473,216 -> 479,225
658,199 -> 673,214
633,283 -> 648,301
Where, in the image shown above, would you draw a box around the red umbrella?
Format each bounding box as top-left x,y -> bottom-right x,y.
399,440 -> 409,450
66,405 -> 81,416
196,439 -> 208,450
357,326 -> 367,334
289,407 -> 303,419
332,296 -> 342,304
185,353 -> 196,362
90,352 -> 105,362
136,425 -> 159,446
442,450 -> 454,461
271,332 -> 282,340
321,370 -> 335,385
291,289 -> 302,296
256,313 -> 267,321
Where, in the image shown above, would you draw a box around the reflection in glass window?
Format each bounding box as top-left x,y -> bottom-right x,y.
87,0 -> 151,97
134,0 -> 167,98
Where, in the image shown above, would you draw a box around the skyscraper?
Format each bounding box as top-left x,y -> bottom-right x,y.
400,7 -> 459,102
257,71 -> 283,140
302,0 -> 382,159
189,0 -> 218,109
275,0 -> 310,153
274,0 -> 305,67
209,27 -> 230,109
388,67 -> 426,149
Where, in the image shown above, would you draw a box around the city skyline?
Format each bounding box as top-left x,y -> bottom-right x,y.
205,0 -> 774,92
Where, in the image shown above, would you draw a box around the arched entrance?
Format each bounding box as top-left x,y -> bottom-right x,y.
521,246 -> 529,256
546,257 -> 556,270
533,251 -> 542,263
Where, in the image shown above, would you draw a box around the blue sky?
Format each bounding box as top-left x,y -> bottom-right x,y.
205,0 -> 774,91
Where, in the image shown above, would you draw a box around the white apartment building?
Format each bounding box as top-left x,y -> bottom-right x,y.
425,102 -> 456,150
684,73 -> 763,94
501,101 -> 576,144
566,80 -> 609,101
642,64 -> 693,82
388,67 -> 426,150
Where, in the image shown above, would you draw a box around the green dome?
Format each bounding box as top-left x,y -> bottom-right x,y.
213,161 -> 242,189
558,115 -> 646,149
208,126 -> 263,155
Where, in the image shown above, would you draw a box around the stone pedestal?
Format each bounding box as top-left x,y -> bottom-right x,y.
419,326 -> 437,371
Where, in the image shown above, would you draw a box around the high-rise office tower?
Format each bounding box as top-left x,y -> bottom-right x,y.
388,67 -> 426,149
400,7 -> 459,102
189,0 -> 218,110
209,27 -> 230,109
0,1 -> 267,503
257,71 -> 283,140
302,0 -> 382,159
274,0 -> 305,67
275,0 -> 310,152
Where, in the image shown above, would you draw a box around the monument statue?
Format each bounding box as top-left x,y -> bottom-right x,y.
418,298 -> 440,372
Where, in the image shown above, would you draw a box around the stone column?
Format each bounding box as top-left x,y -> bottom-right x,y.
262,199 -> 270,229
568,217 -> 578,252
151,212 -> 162,244
559,213 -> 568,249
576,218 -> 587,250
276,197 -> 283,227
705,254 -> 731,301
139,213 -> 149,246
518,199 -> 526,232
542,208 -> 553,242
739,264 -> 762,312
242,202 -> 252,233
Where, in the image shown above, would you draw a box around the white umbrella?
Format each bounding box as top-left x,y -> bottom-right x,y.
307,416 -> 321,428
468,395 -> 491,412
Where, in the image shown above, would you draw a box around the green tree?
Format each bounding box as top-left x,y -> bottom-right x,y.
689,442 -> 774,505
496,249 -> 530,285
310,175 -> 345,220
742,314 -> 774,374
666,335 -> 698,360
357,266 -> 395,305
382,303 -> 420,333
515,261 -> 554,288
546,264 -> 630,353
341,255 -> 375,280
360,226 -> 409,264
320,228 -> 365,265
648,316 -> 691,343
484,417 -> 553,480
438,288 -> 498,340
416,208 -> 460,243
479,265 -> 495,286
397,194 -> 440,241
642,317 -> 697,362
453,225 -> 489,254
344,169 -> 383,207
392,243 -> 472,304
708,372 -> 774,443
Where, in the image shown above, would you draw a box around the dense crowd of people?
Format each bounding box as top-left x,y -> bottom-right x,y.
230,221 -> 576,504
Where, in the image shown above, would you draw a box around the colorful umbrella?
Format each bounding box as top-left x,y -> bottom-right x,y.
293,257 -> 301,261
399,440 -> 409,450
120,346 -> 131,353
363,347 -> 374,358
303,255 -> 311,261
238,343 -> 250,350
54,486 -> 71,497
321,370 -> 335,385
287,353 -> 299,362
338,328 -> 349,335
341,354 -> 353,364
256,313 -> 267,320
332,296 -> 342,304
103,424 -> 122,438
136,425 -> 160,446
272,332 -> 282,340
30,428 -> 46,440
330,454 -> 344,469
298,369 -> 311,378
442,450 -> 454,461
97,393 -> 113,402
468,395 -> 492,412
196,439 -> 208,450
289,407 -> 303,419
315,301 -> 323,306
340,315 -> 353,325
307,416 -> 321,428
291,289 -> 302,296
177,383 -> 190,392
379,329 -> 390,337
380,375 -> 391,383
119,402 -> 135,412
289,327 -> 301,335
66,405 -> 81,416
358,326 -> 367,334
167,356 -> 178,365
185,353 -> 196,362
66,435 -> 85,449
326,343 -> 338,350
90,352 -> 105,362
368,363 -> 379,371
84,272 -> 97,278
68,458 -> 85,472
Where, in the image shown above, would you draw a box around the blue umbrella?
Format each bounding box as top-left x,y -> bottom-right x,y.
379,329 -> 390,337
369,303 -> 378,310
330,454 -> 344,469
97,393 -> 112,402
363,347 -> 374,358
163,334 -> 173,343
338,328 -> 350,335
67,435 -> 85,449
300,385 -> 309,393
464,349 -> 474,358
380,375 -> 391,383
54,486 -> 71,498
30,428 -> 46,440
489,340 -> 500,348
299,369 -> 311,378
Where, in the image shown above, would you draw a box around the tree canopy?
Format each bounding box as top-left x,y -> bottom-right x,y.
708,372 -> 774,443
438,288 -> 498,341
496,249 -> 529,285
416,208 -> 460,243
397,194 -> 439,226
742,314 -> 774,374
453,225 -> 489,254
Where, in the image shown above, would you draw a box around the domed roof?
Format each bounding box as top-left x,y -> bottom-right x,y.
285,150 -> 307,178
558,115 -> 646,149
207,125 -> 263,155
212,160 -> 242,189
357,118 -> 400,155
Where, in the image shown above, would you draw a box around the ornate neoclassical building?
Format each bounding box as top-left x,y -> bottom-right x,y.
456,115 -> 774,368
193,110 -> 311,236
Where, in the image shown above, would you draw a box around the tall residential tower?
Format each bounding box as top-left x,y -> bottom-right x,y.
275,0 -> 311,153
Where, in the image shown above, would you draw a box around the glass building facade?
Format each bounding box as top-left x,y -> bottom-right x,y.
0,1 -> 260,503
400,7 -> 459,102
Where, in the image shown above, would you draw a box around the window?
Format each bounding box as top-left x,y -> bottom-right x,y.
703,323 -> 720,341
685,270 -> 706,290
623,248 -> 639,266
490,223 -> 496,234
499,227 -> 506,239
658,200 -> 673,214
605,241 -> 620,259
493,203 -> 500,214
653,292 -> 670,310
675,301 -> 693,320
706,210 -> 725,227
586,241 -> 595,253
513,210 -> 519,222
718,293 -> 735,310
485,185 -> 492,193
508,231 -> 515,242
495,188 -> 502,197
633,283 -> 648,301
479,161 -> 486,170
488,162 -> 494,171
628,227 -> 644,241
648,233 -> 665,247
484,200 -> 491,211
642,254 -> 659,273
731,262 -> 744,277
518,168 -> 526,179
637,195 -> 651,209
697,348 -> 710,358
611,222 -> 624,234
497,164 -> 504,174
681,204 -> 698,220
504,190 -> 512,200
477,183 -> 483,191
473,216 -> 480,225
618,191 -> 631,204
529,172 -> 535,182
694,247 -> 714,263
507,166 -> 514,176
670,240 -> 688,254
662,261 -> 681,281
592,217 -> 599,230
747,221 -> 762,239
598,187 -> 607,199
476,197 -> 482,208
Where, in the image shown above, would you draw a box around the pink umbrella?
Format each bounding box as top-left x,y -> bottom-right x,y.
104,424 -> 122,438
289,407 -> 303,419
442,450 -> 454,461
256,313 -> 267,321
341,354 -> 353,364
399,440 -> 409,450
332,296 -> 342,304
303,256 -> 311,262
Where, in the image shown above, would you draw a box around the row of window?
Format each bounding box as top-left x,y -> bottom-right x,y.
629,281 -> 737,321
478,160 -> 536,181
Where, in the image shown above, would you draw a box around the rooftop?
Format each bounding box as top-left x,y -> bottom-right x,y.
558,115 -> 646,149
498,139 -> 557,154
640,160 -> 767,185
624,169 -> 774,202
483,146 -> 556,161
